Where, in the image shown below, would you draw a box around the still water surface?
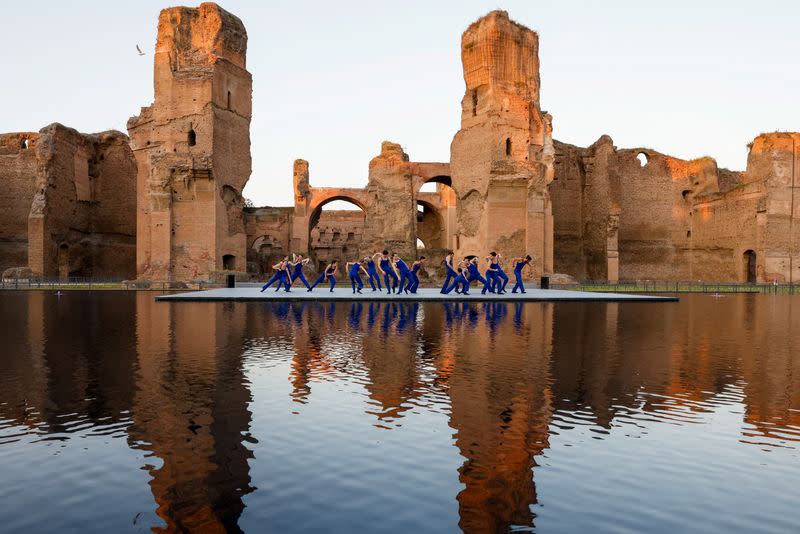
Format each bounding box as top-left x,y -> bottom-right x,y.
0,292 -> 798,533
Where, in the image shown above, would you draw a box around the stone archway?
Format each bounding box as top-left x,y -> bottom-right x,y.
416,200 -> 446,250
308,196 -> 368,269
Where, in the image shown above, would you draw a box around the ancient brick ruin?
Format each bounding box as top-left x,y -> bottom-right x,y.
1,3 -> 797,283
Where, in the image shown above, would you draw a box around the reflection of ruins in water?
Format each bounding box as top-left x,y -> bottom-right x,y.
0,294 -> 798,533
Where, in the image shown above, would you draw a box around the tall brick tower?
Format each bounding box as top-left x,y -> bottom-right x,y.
450,11 -> 554,276
128,2 -> 252,281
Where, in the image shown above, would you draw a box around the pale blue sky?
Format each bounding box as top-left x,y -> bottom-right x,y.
2,1 -> 798,207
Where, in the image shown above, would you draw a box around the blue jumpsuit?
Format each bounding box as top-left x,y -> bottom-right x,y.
290,261 -> 311,290
310,265 -> 337,291
511,261 -> 527,293
366,260 -> 383,291
261,266 -> 290,292
485,261 -> 500,294
440,258 -> 457,293
466,262 -> 490,293
444,272 -> 469,294
349,262 -> 364,293
395,259 -> 412,295
380,257 -> 398,294
408,262 -> 421,293
495,263 -> 509,293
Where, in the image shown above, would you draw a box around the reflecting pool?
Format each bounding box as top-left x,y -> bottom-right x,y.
0,292 -> 798,533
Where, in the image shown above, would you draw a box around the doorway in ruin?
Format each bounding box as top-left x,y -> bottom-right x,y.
57,244 -> 70,279
743,250 -> 757,284
222,254 -> 236,271
309,197 -> 367,272
416,176 -> 455,254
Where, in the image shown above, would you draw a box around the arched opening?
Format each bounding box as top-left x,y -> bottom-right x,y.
309,197 -> 366,267
505,137 -> 512,157
416,238 -> 426,250
743,250 -> 757,284
20,139 -> 29,150
637,152 -> 649,167
222,254 -> 236,270
188,128 -> 196,147
416,200 -> 446,250
416,176 -> 455,252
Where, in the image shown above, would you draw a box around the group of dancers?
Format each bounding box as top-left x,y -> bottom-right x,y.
260,250 -> 533,295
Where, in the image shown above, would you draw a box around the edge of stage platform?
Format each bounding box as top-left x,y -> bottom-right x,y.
155,287 -> 679,303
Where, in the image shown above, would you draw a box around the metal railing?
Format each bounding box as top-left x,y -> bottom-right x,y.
551,280 -> 799,294
0,277 -> 220,291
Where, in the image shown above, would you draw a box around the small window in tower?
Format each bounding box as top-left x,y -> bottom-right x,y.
188,129 -> 196,147
20,139 -> 29,150
505,138 -> 512,157
471,90 -> 478,117
227,91 -> 232,110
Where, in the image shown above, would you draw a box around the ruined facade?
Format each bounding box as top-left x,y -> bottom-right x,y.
0,4 -> 797,283
0,125 -> 136,278
551,132 -> 800,282
449,12 -> 555,277
128,2 -> 252,281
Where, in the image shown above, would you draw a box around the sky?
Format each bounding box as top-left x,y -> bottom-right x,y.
2,0 -> 798,208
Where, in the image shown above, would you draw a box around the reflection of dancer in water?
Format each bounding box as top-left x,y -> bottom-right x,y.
346,259 -> 369,294
366,253 -> 383,292
261,257 -> 291,292
393,254 -> 412,295
511,255 -> 533,294
289,253 -> 312,290
379,250 -> 398,294
441,252 -> 457,294
309,260 -> 338,292
407,257 -> 425,293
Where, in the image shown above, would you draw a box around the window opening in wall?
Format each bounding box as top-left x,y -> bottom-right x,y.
417,238 -> 426,249
743,250 -> 757,283
20,139 -> 29,150
471,90 -> 478,116
686,230 -> 692,238
347,232 -> 355,242
227,91 -> 232,110
188,128 -> 196,146
505,137 -> 512,157
223,254 -> 235,270
682,190 -> 690,200
637,152 -> 649,166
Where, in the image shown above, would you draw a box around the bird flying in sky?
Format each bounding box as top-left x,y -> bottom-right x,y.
136,44 -> 145,56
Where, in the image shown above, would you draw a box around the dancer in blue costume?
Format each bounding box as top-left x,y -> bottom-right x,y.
489,252 -> 508,293
443,267 -> 470,294
484,253 -> 501,294
511,255 -> 533,294
346,259 -> 369,294
309,260 -> 338,292
379,250 -> 398,294
465,257 -> 490,293
365,253 -> 384,291
440,252 -> 457,293
392,254 -> 412,295
289,253 -> 312,290
261,257 -> 291,292
407,257 -> 426,293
